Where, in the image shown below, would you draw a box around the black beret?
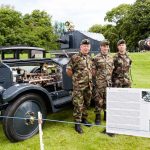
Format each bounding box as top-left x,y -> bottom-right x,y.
117,39 -> 126,45
80,39 -> 90,45
100,39 -> 110,46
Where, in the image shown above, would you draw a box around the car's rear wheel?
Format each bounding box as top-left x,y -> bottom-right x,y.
3,93 -> 47,142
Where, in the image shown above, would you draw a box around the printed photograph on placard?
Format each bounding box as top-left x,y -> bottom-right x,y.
142,91 -> 150,102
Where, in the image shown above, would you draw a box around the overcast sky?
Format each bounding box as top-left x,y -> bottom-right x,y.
0,0 -> 136,31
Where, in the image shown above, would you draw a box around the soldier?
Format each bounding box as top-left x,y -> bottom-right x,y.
66,39 -> 93,134
93,40 -> 114,125
112,39 -> 132,88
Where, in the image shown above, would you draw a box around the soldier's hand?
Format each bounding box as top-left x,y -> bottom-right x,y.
66,68 -> 73,77
92,69 -> 96,77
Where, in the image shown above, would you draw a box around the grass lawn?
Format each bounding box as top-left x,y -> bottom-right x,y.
0,52 -> 150,150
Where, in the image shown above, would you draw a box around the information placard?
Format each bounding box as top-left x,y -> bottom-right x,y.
106,88 -> 150,138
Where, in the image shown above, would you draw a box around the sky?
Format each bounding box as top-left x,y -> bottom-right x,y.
0,0 -> 136,31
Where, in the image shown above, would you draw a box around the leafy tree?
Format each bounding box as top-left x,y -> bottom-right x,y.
0,5 -> 24,45
103,25 -> 120,52
104,4 -> 132,51
0,6 -> 59,50
124,0 -> 150,50
89,24 -> 106,33
23,10 -> 59,50
90,1 -> 150,51
89,4 -> 132,52
89,24 -> 120,52
104,4 -> 132,25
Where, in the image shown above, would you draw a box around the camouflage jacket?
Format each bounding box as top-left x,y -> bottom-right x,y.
66,52 -> 93,88
112,53 -> 132,80
93,53 -> 114,86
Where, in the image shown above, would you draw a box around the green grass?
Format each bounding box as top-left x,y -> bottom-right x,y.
0,52 -> 150,150
130,52 -> 150,88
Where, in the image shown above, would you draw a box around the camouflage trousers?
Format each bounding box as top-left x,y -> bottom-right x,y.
72,86 -> 92,122
112,77 -> 131,88
94,86 -> 106,114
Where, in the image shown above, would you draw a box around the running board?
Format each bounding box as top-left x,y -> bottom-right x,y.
53,96 -> 72,109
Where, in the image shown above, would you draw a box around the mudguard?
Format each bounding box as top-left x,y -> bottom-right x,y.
2,83 -> 54,112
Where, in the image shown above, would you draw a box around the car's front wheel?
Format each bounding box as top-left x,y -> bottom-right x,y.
3,93 -> 47,142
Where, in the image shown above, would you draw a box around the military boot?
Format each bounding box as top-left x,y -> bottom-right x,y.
95,114 -> 101,125
75,123 -> 83,134
81,118 -> 92,127
104,111 -> 106,121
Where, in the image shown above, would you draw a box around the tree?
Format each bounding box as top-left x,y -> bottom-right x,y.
89,24 -> 106,33
0,6 -> 59,50
119,0 -> 150,50
92,1 -> 150,51
89,4 -> 132,52
89,24 -> 119,52
104,4 -> 132,25
0,5 -> 24,45
103,25 -> 120,52
23,10 -> 59,50
104,3 -> 132,50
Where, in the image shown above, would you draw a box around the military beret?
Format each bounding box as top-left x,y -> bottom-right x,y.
100,39 -> 110,46
117,39 -> 126,45
80,39 -> 90,45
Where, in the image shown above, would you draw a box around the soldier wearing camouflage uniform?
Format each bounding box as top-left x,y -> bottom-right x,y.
112,39 -> 132,88
93,40 -> 114,125
66,39 -> 93,134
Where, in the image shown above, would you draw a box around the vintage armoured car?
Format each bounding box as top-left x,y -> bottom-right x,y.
0,46 -> 73,142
